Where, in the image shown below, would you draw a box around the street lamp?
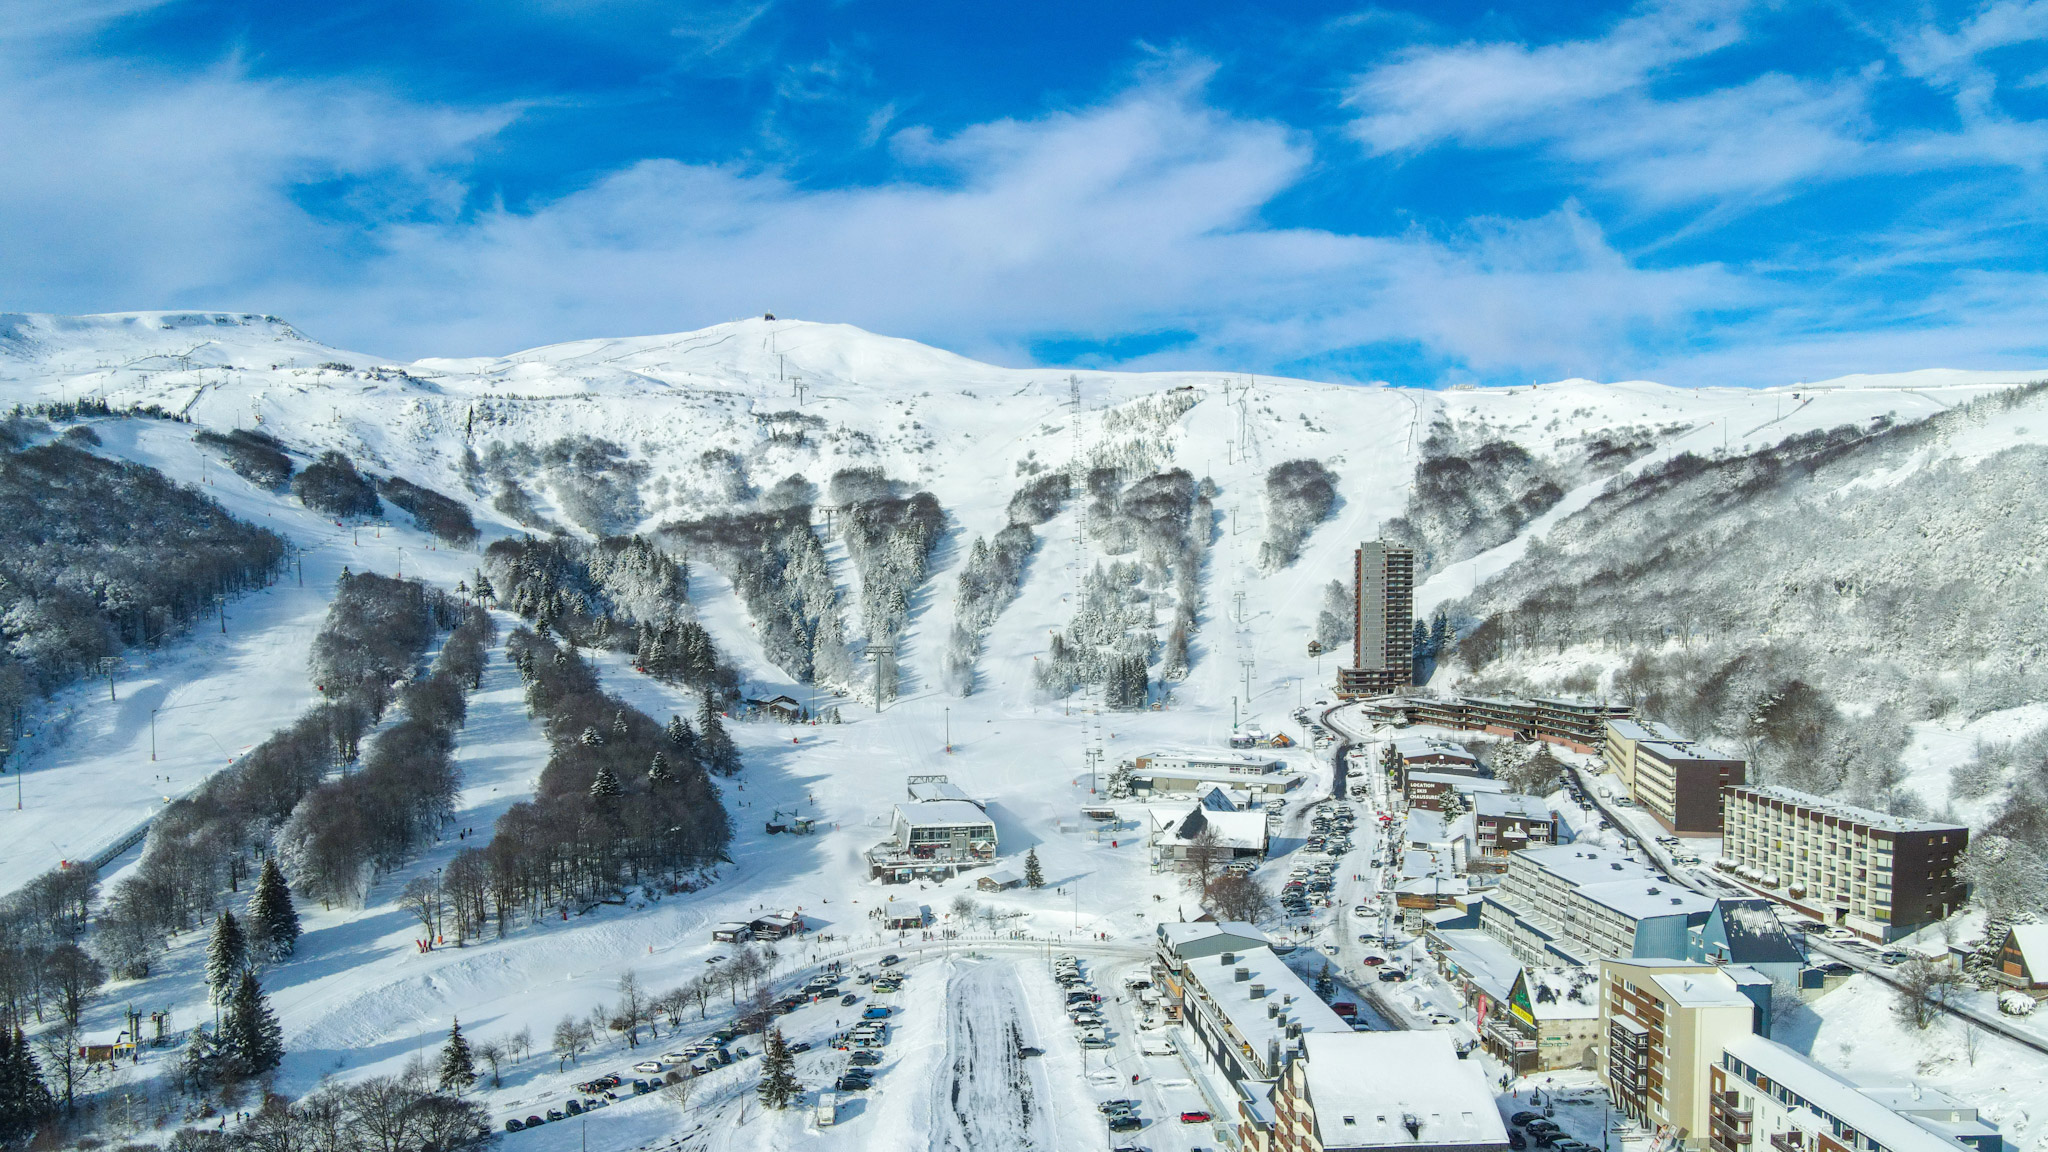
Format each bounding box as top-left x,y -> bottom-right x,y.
151,708 -> 159,762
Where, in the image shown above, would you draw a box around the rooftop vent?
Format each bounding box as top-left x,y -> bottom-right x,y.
1221,951 -> 1236,965
1251,983 -> 1267,999
1611,862 -> 1624,870
1235,966 -> 1250,982
1403,1113 -> 1423,1139
1648,887 -> 1661,895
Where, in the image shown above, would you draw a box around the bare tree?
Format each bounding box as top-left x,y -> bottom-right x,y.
1893,959 -> 1964,1030
1203,874 -> 1273,923
36,1022 -> 85,1110
1180,825 -> 1232,890
510,1025 -> 532,1064
474,1037 -> 505,1088
552,1015 -> 592,1070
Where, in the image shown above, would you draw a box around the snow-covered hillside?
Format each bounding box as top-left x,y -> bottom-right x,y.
4,309 -> 2047,1151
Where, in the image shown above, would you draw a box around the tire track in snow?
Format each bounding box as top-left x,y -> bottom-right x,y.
932,959 -> 1050,1152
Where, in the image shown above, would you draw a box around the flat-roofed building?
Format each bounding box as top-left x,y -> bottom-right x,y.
1604,719 -> 1683,790
1481,845 -> 1714,966
1393,695 -> 1632,754
1337,541 -> 1415,699
867,791 -> 998,883
1720,786 -> 1966,941
1408,772 -> 1506,813
1710,1034 -> 1999,1152
1632,741 -> 1745,834
1473,793 -> 1556,858
1178,944 -> 1349,1088
1262,1031 -> 1511,1152
1599,959 -> 1758,1150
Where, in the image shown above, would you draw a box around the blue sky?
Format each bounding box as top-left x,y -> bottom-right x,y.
4,0 -> 2047,386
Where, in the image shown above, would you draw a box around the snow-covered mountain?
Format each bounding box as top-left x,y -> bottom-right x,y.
5,309 -> 2048,1151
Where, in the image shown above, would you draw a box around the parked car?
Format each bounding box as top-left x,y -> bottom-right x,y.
851,1050 -> 883,1065
1425,1011 -> 1458,1026
1511,1112 -> 1542,1126
862,1006 -> 892,1020
1879,950 -> 1912,966
525,1115 -> 544,1128
505,1120 -> 525,1132
1508,1133 -> 1526,1150
1377,968 -> 1408,982
1180,1111 -> 1213,1124
1823,928 -> 1859,943
842,993 -> 859,1006
633,1060 -> 664,1074
1099,1099 -> 1140,1114
1796,921 -> 1829,934
1108,1115 -> 1143,1132
881,954 -> 901,966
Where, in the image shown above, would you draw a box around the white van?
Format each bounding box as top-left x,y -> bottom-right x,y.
1139,1036 -> 1176,1057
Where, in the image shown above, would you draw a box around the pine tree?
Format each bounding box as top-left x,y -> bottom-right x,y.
0,1026 -> 55,1142
1024,847 -> 1044,890
648,752 -> 674,791
698,696 -> 741,776
1315,964 -> 1335,1000
248,858 -> 301,961
222,972 -> 284,1078
590,765 -> 622,800
436,1019 -> 477,1095
756,1027 -> 800,1109
206,911 -> 248,1004
580,726 -> 604,747
664,714 -> 695,752
612,710 -> 629,738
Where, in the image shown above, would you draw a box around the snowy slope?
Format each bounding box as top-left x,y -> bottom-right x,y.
4,310 -> 2048,1150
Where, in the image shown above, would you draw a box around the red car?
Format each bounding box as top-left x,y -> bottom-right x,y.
1181,1111 -> 1213,1124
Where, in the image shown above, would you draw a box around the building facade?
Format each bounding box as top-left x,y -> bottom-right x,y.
1394,696 -> 1634,754
1719,786 -> 1967,941
1177,944 -> 1349,1088
1604,719 -> 1683,790
1473,793 -> 1557,858
1263,1032 -> 1511,1152
1600,960 -> 1758,1151
1481,845 -> 1714,967
1709,1034 -> 1998,1152
1337,541 -> 1415,698
1630,741 -> 1746,834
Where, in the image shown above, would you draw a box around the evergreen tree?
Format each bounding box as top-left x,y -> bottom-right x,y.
612,710 -> 630,738
436,1019 -> 477,1096
648,752 -> 674,791
1412,619 -> 1432,658
1314,964 -> 1335,1000
248,858 -> 301,961
206,910 -> 248,1004
1429,609 -> 1449,656
756,1027 -> 800,1109
1024,847 -> 1044,890
664,714 -> 696,754
697,696 -> 741,776
580,726 -> 604,747
0,1026 -> 55,1142
589,765 -> 622,801
221,972 -> 285,1078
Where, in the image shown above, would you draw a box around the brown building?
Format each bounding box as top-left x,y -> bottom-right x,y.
1720,786 -> 1967,941
1472,793 -> 1557,857
1391,695 -> 1633,754
1336,541 -> 1414,698
1631,741 -> 1745,835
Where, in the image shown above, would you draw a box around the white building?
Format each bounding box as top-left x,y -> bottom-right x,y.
1260,1031 -> 1510,1152
1709,1034 -> 1999,1152
1177,944 -> 1349,1088
1481,844 -> 1713,966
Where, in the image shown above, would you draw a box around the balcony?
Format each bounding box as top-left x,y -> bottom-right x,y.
1770,1134 -> 1805,1152
1716,1092 -> 1752,1122
1711,1118 -> 1752,1145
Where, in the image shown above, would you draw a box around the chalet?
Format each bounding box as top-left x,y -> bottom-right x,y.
977,868 -> 1022,892
749,913 -> 801,940
879,898 -> 928,930
745,695 -> 804,723
711,922 -> 753,943
1996,924 -> 2048,992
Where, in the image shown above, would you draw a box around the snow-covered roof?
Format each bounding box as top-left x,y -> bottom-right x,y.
1520,968 -> 1601,1020
1394,875 -> 1470,898
1183,946 -> 1348,1057
1638,739 -> 1740,765
1578,879 -> 1714,922
1605,719 -> 1680,744
1435,930 -> 1523,1001
1650,970 -> 1752,1008
907,778 -> 976,804
892,800 -> 995,829
1157,921 -> 1268,953
1409,772 -> 1505,792
1157,806 -> 1268,852
1389,736 -> 1477,762
1405,810 -> 1464,845
1711,899 -> 1807,965
1299,1031 -> 1509,1149
2007,924 -> 2048,973
1515,844 -> 1659,887
1730,785 -> 1967,834
1723,1034 -> 1977,1152
1138,749 -> 1288,772
1475,793 -> 1552,821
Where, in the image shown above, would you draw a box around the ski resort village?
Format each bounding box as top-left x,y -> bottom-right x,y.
1,312 -> 2047,1152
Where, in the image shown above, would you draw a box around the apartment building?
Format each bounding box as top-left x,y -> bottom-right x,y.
1396,696 -> 1634,754
1709,1034 -> 1999,1152
1600,960 -> 1759,1150
1720,786 -> 1967,941
1481,845 -> 1714,967
1337,541 -> 1415,699
1408,772 -> 1507,813
1605,719 -> 1683,789
1259,1031 -> 1510,1152
1178,944 -> 1349,1088
1632,742 -> 1746,834
1473,793 -> 1557,858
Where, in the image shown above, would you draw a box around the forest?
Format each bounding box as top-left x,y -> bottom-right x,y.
943,472 -> 1070,695
1449,382 -> 2048,821
0,439 -> 286,755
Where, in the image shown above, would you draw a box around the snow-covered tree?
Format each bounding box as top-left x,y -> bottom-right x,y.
437,1020 -> 477,1095
206,911 -> 248,1005
248,858 -> 301,961
757,1027 -> 800,1108
1024,847 -> 1044,890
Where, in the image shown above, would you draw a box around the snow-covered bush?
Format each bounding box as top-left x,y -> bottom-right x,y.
377,474 -> 478,546
2000,990 -> 2036,1016
1258,459 -> 1338,570
195,427 -> 293,489
293,450 -> 381,518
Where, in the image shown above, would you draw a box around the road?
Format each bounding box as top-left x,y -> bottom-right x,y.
1556,762 -> 2048,1059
